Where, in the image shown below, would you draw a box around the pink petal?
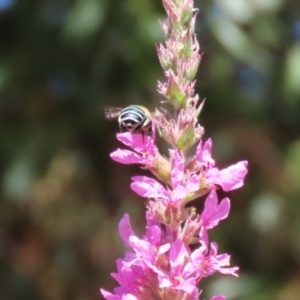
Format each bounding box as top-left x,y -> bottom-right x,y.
123,295 -> 139,300
110,149 -> 142,164
206,167 -> 220,185
170,150 -> 184,189
209,243 -> 239,277
201,190 -> 230,229
100,289 -> 121,300
196,138 -> 215,167
195,139 -> 202,158
116,132 -> 156,154
111,258 -> 139,289
145,211 -> 159,227
145,225 -> 161,246
202,139 -> 215,166
118,214 -> 135,245
199,226 -> 209,247
186,173 -> 200,192
218,161 -> 248,191
157,243 -> 170,256
190,245 -> 205,264
169,239 -> 186,275
176,277 -> 196,293
171,185 -> 188,203
158,277 -> 172,288
129,236 -> 154,265
131,176 -> 168,199
217,265 -> 239,277
182,261 -> 196,278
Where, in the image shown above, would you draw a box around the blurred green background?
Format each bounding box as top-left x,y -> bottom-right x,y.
0,0 -> 300,299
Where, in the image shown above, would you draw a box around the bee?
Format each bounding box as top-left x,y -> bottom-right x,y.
105,105 -> 153,136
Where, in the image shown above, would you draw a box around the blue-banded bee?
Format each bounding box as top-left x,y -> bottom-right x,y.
105,105 -> 153,136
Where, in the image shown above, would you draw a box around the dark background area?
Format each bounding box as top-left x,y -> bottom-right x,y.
0,0 -> 300,299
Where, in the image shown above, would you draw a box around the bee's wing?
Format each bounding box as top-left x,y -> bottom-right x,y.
104,106 -> 123,119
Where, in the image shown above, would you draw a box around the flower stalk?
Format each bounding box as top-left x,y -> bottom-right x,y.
101,0 -> 248,299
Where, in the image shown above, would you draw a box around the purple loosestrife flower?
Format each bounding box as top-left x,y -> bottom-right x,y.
113,136 -> 248,202
101,213 -> 236,300
110,133 -> 172,184
102,0 -> 248,299
190,138 -> 248,197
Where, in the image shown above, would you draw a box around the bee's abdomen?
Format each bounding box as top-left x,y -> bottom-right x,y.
118,106 -> 146,132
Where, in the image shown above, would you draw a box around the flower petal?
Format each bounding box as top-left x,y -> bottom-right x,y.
196,138 -> 215,167
218,161 -> 248,191
116,132 -> 156,154
172,185 -> 188,203
169,239 -> 186,275
110,149 -> 142,164
129,236 -> 154,265
100,289 -> 121,300
186,173 -> 200,192
145,224 -> 161,246
118,214 -> 135,245
170,150 -> 184,189
131,176 -> 168,199
201,190 -> 230,229
176,277 -> 196,294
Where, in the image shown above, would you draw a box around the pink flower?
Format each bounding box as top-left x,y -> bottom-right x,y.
110,133 -> 158,165
131,150 -> 199,207
206,161 -> 248,192
130,176 -> 169,200
170,150 -> 200,193
101,210 -> 237,300
110,132 -> 172,184
119,214 -> 165,252
191,228 -> 239,279
158,239 -> 197,294
196,139 -> 248,192
102,211 -> 237,300
102,0 -> 247,296
101,214 -> 169,300
101,257 -> 144,299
